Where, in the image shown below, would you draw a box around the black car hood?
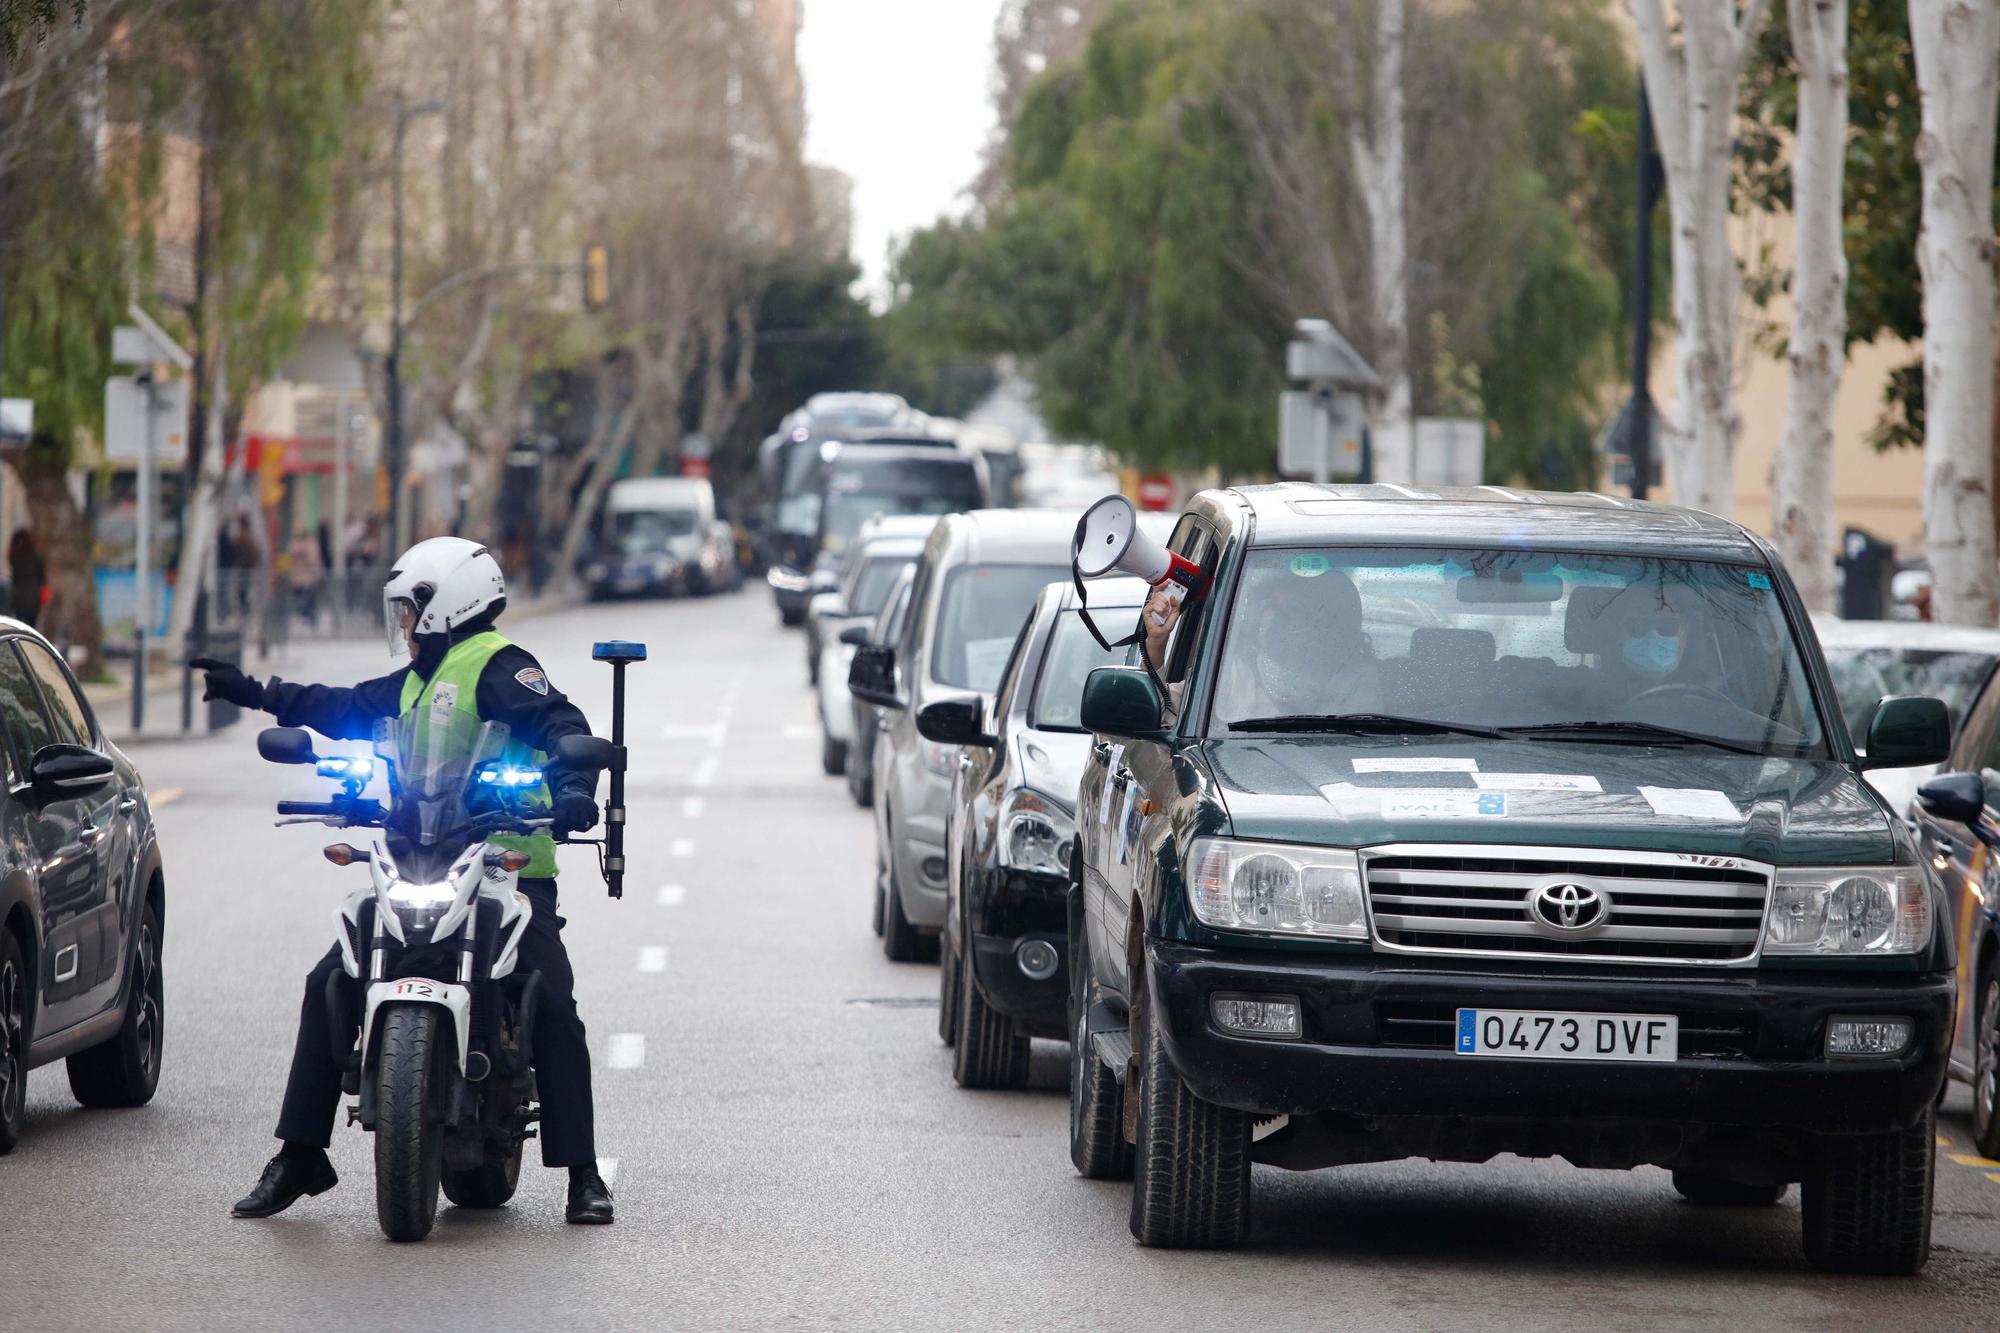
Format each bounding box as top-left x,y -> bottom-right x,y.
1198,736 -> 1895,865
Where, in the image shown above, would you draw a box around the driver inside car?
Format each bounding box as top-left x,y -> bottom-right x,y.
192,536 -> 616,1226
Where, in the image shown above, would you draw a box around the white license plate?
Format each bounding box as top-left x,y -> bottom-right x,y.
1454,1008 -> 1677,1062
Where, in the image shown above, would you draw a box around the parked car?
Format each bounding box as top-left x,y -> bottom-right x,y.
927,576 -> 1149,1087
768,440 -> 985,628
697,520 -> 744,595
812,519 -> 934,773
845,566 -> 916,811
1907,674 -> 2000,1159
1811,616 -> 2000,816
585,476 -> 720,600
1069,484 -> 1953,1275
0,617 -> 168,1153
805,514 -> 935,690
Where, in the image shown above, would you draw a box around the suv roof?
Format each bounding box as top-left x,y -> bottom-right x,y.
1216,483 -> 1768,563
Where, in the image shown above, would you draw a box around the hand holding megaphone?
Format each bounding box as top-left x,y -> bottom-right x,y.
1071,493 -> 1204,649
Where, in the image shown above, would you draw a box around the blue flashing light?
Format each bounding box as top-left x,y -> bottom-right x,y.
478,767 -> 543,787
317,757 -> 374,781
592,641 -> 648,662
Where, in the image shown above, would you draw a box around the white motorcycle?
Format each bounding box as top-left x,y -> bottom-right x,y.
257,706 -> 618,1241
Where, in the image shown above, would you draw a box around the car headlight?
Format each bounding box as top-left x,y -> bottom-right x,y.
1001,790 -> 1075,876
920,739 -> 959,776
1188,838 -> 1365,940
1764,866 -> 1930,956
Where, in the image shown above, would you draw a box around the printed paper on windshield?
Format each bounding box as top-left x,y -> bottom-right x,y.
1382,791 -> 1508,819
961,636 -> 1016,686
1471,773 -> 1602,793
1353,757 -> 1479,774
1638,786 -> 1741,821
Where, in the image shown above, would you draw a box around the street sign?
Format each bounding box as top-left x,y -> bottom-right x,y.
0,398 -> 32,450
104,376 -> 190,466
1137,475 -> 1176,510
1278,390 -> 1365,481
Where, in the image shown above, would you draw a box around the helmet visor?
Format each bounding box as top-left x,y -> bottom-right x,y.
384,596 -> 419,657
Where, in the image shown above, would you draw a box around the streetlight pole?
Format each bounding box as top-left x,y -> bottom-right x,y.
1627,76 -> 1663,501
385,98 -> 444,557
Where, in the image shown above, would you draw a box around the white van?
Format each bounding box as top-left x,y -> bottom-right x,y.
589,477 -> 728,598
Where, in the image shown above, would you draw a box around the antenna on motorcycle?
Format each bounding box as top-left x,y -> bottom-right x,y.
591,641 -> 647,899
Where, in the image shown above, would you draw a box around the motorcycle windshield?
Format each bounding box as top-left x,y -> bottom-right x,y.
373,705 -> 512,846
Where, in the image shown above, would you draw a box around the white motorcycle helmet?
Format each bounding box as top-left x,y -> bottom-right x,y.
381,537 -> 507,656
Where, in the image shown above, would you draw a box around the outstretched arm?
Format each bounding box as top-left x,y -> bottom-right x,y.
191,656 -> 407,741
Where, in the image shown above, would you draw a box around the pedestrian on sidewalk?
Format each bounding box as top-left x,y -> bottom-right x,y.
8,529 -> 46,628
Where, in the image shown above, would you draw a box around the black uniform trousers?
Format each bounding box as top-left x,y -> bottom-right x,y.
274,877 -> 598,1168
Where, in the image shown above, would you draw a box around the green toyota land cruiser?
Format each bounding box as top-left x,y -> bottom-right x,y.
1067,484 -> 1955,1275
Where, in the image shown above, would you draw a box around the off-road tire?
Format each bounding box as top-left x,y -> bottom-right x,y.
937,936 -> 960,1045
1973,971 -> 2000,1160
1671,1170 -> 1785,1207
821,733 -> 847,777
375,1005 -> 447,1242
442,1138 -> 523,1209
0,931 -> 29,1154
882,854 -> 934,963
1128,1009 -> 1249,1247
953,944 -> 1028,1089
67,904 -> 164,1108
1801,1104 -> 1935,1275
1069,948 -> 1132,1180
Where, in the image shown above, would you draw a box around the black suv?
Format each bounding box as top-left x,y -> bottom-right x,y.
1069,485 -> 1954,1275
0,619 -> 167,1152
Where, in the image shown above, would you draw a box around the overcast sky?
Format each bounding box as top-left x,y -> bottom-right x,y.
799,0 -> 1004,302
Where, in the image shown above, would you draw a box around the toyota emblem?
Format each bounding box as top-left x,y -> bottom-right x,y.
1530,882 -> 1605,931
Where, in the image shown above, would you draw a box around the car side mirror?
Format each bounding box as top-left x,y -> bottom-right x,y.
1862,696 -> 1951,771
838,624 -> 872,647
257,726 -> 319,765
554,734 -> 619,773
1917,770 -> 1986,827
1081,666 -> 1166,739
916,698 -> 995,748
848,643 -> 902,709
30,744 -> 115,796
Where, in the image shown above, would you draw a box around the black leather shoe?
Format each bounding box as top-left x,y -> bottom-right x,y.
231,1150 -> 338,1218
566,1168 -> 615,1225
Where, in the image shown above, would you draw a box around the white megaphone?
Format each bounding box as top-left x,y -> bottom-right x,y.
1074,494 -> 1204,632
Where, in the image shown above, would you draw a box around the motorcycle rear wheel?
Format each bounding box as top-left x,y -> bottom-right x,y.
375,1005 -> 447,1241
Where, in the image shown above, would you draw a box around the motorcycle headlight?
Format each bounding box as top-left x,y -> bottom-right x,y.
920,739 -> 959,777
1764,866 -> 1930,956
1188,838 -> 1365,940
1001,790 -> 1075,876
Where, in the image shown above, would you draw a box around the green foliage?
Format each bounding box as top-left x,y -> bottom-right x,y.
725,258 -> 884,477
0,1 -> 86,60
885,0 -> 1638,485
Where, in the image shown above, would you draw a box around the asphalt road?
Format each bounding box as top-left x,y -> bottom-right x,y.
5,589 -> 2000,1332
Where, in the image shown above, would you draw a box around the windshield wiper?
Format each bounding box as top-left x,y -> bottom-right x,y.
1227,712 -> 1506,739
1502,720 -> 1766,757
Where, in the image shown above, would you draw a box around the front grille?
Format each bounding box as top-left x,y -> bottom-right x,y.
1364,846 -> 1770,967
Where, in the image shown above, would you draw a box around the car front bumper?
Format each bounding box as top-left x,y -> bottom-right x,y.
1146,939 -> 1953,1136
966,864 -> 1070,1037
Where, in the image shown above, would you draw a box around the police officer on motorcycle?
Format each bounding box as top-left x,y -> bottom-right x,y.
193,537 -> 616,1225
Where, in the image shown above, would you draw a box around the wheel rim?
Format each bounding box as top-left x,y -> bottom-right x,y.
1977,978 -> 2000,1134
0,956 -> 22,1124
132,922 -> 162,1079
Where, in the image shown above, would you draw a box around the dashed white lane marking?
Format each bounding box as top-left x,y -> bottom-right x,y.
598,1158 -> 618,1186
657,884 -> 686,907
682,797 -> 704,819
782,723 -> 818,741
638,946 -> 668,973
671,838 -> 694,858
607,1034 -> 645,1069
661,722 -> 727,747
691,755 -> 719,788
150,787 -> 185,808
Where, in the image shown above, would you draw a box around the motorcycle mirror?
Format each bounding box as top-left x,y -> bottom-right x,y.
257,727 -> 319,765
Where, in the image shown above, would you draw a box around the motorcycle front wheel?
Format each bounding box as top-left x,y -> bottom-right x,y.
375,1005 -> 447,1241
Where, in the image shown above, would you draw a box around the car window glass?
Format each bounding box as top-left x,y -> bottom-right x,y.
1162,520 -> 1218,684
849,555 -> 916,619
1822,646 -> 1997,742
1210,547 -> 1827,756
992,617 -> 1035,722
1034,610 -> 1131,731
18,640 -> 90,746
0,642 -> 56,779
1957,675 -> 2000,775
929,563 -> 1070,692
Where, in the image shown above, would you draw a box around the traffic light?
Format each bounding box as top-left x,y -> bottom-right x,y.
582,243 -> 611,311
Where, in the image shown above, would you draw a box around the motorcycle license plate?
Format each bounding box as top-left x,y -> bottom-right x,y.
390,978 -> 445,998
1454,1008 -> 1677,1062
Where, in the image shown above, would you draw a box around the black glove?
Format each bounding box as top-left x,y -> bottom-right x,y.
189,657 -> 265,710
553,791 -> 599,836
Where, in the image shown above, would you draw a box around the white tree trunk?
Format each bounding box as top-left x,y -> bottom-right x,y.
1356,0 -> 1413,484
1629,0 -> 1771,517
1911,0 -> 2000,626
1771,0 -> 1849,612
167,348 -> 228,651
